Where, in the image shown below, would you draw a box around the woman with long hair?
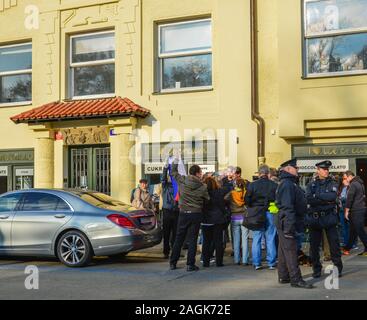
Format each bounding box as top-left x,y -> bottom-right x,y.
201,176 -> 228,267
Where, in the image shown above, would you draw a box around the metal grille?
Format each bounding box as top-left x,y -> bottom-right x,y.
71,148 -> 89,190
95,147 -> 111,195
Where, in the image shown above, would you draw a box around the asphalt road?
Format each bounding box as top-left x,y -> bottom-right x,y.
0,248 -> 366,300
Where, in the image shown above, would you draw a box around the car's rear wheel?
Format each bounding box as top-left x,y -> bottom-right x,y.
57,231 -> 92,267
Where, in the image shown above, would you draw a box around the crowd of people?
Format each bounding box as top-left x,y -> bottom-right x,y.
130,154 -> 367,289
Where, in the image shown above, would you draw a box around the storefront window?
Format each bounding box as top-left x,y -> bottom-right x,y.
70,31 -> 115,98
158,19 -> 212,92
304,0 -> 367,77
0,43 -> 32,104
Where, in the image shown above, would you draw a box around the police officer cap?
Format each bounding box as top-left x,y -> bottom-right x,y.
280,158 -> 297,169
315,160 -> 332,169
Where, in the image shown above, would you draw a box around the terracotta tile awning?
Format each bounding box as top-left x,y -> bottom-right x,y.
11,97 -> 150,123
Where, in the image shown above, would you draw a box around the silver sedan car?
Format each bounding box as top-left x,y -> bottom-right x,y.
0,189 -> 162,267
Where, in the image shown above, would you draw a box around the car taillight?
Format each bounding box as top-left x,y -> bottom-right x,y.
107,214 -> 136,229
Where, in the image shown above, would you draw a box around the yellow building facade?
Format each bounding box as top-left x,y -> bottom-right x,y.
0,0 -> 256,203
258,0 -> 367,188
2,0 -> 367,201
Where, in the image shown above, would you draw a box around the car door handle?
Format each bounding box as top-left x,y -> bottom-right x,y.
54,214 -> 66,219
0,215 -> 10,220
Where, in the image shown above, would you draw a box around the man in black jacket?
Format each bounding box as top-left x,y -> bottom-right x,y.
169,158 -> 210,272
344,171 -> 367,256
245,164 -> 278,270
306,160 -> 343,278
276,159 -> 313,289
161,166 -> 179,259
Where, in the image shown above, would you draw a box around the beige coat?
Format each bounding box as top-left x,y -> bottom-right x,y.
132,187 -> 154,210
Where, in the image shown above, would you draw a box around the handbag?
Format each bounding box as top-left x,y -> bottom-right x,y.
242,205 -> 267,231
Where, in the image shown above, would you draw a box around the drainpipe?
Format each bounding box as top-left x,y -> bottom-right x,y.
250,0 -> 266,165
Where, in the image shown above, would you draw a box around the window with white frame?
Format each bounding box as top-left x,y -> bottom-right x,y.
158,19 -> 212,92
70,31 -> 115,98
304,0 -> 367,78
0,43 -> 32,105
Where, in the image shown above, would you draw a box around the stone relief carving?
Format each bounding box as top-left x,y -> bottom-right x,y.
0,0 -> 17,13
61,127 -> 109,145
61,3 -> 119,29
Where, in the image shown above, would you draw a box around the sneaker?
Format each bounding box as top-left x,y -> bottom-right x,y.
358,251 -> 367,257
268,266 -> 276,270
210,258 -> 216,264
255,266 -> 263,271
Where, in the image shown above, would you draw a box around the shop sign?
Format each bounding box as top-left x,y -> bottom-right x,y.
144,163 -> 165,175
61,127 -> 109,145
293,144 -> 367,158
297,159 -> 349,173
15,169 -> 34,177
0,166 -> 7,177
0,150 -> 34,164
189,164 -> 216,174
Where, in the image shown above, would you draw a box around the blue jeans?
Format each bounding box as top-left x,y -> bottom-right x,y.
231,220 -> 250,264
339,208 -> 350,246
252,212 -> 277,267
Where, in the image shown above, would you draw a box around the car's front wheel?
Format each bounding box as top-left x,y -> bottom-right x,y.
57,231 -> 93,267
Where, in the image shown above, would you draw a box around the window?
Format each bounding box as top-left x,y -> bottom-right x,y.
70,31 -> 115,98
0,194 -> 22,212
0,43 -> 32,104
21,193 -> 72,212
304,0 -> 367,77
158,19 -> 212,92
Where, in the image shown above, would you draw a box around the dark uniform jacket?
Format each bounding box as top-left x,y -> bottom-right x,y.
245,176 -> 277,208
275,171 -> 307,236
345,176 -> 367,212
306,176 -> 338,213
161,166 -> 179,211
171,163 -> 210,213
203,188 -> 228,225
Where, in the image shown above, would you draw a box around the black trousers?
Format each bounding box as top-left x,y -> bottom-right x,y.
202,224 -> 226,266
309,225 -> 343,274
162,208 -> 179,256
170,212 -> 202,266
277,229 -> 303,284
346,209 -> 367,251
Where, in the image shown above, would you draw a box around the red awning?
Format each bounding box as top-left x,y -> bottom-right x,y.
11,97 -> 150,123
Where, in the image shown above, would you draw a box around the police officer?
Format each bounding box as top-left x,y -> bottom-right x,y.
275,159 -> 314,289
306,160 -> 343,278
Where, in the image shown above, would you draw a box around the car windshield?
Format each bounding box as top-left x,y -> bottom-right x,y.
74,191 -> 137,212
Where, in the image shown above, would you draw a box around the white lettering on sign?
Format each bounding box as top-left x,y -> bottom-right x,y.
297,159 -> 349,173
15,169 -> 34,177
0,166 -> 8,177
189,164 -> 216,174
144,163 -> 165,175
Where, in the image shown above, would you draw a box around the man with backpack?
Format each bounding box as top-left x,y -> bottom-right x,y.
245,164 -> 278,270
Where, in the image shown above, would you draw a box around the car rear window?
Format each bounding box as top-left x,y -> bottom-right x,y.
76,192 -> 136,212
